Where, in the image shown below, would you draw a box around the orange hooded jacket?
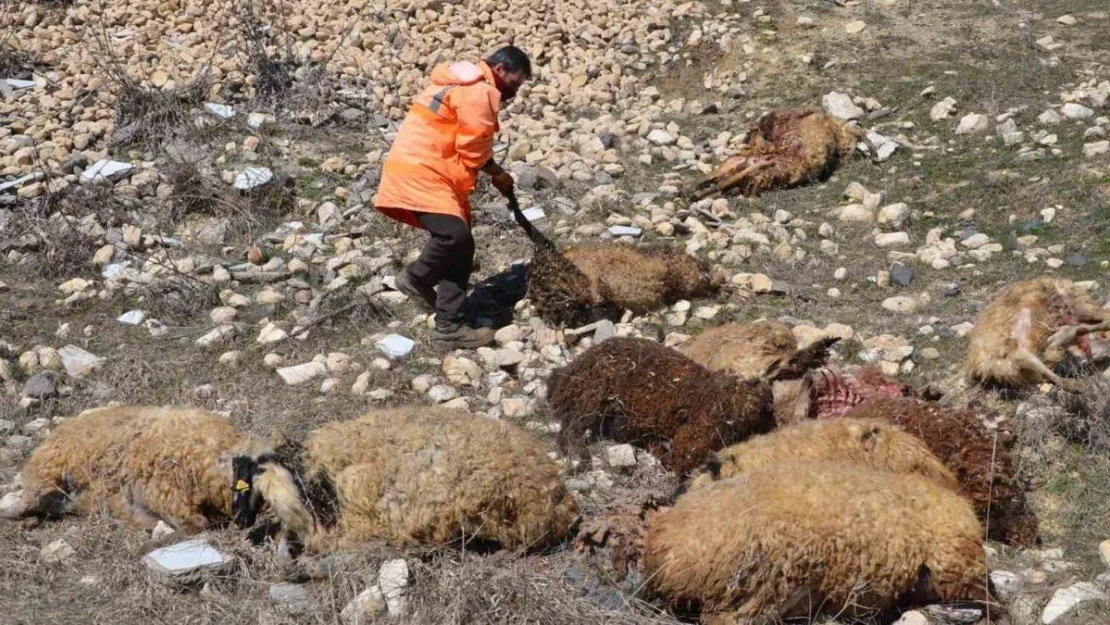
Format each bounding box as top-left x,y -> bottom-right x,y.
373,61 -> 502,229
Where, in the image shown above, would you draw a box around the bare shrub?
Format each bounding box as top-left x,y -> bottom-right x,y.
231,0 -> 296,103
0,41 -> 35,77
1015,376 -> 1110,474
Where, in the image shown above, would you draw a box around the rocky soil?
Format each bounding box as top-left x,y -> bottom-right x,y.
2,0 -> 1110,623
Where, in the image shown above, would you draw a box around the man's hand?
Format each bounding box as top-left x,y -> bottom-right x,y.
491,171 -> 514,197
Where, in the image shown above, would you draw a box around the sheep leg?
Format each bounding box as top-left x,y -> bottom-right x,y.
19,488 -> 77,520
1012,348 -> 1085,393
1046,321 -> 1110,349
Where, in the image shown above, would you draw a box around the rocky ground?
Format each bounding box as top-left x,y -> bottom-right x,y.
2,0 -> 1110,623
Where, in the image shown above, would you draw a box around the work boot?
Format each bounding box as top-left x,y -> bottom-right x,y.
394,270 -> 436,311
431,322 -> 495,350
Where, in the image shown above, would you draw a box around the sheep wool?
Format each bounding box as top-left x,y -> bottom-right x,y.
644,463 -> 992,624
16,405 -> 257,530
841,396 -> 1039,548
683,418 -> 957,494
548,337 -> 775,477
251,406 -> 579,553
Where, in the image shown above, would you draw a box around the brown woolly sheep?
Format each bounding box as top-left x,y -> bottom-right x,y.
966,276 -> 1110,392
528,241 -> 722,327
240,406 -> 579,554
691,107 -> 871,200
841,396 -> 1039,548
548,337 -> 778,477
677,321 -> 840,424
9,405 -> 267,532
644,463 -> 995,625
683,418 -> 957,494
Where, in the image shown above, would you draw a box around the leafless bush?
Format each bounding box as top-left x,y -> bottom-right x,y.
232,0 -> 296,103
108,72 -> 211,149
1016,377 -> 1110,463
166,159 -> 236,223
0,41 -> 35,77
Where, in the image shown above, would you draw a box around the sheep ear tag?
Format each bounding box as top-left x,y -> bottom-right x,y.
235,479 -> 251,492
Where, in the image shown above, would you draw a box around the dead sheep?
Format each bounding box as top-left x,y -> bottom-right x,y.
966,276 -> 1110,392
528,241 -> 723,327
677,321 -> 840,424
239,406 -> 579,554
644,462 -> 996,625
841,396 -> 1039,548
691,107 -> 871,200
548,337 -> 778,477
6,405 -> 267,532
682,418 -> 957,495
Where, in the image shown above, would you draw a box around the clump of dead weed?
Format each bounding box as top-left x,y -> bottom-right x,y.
1015,376 -> 1110,477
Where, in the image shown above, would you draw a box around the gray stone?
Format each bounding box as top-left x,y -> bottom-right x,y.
0,490 -> 27,518
607,225 -> 642,237
594,320 -> 617,344
57,345 -> 104,378
989,570 -> 1023,601
143,539 -> 232,578
822,92 -> 865,121
891,263 -> 914,287
23,371 -> 57,398
956,113 -> 990,135
427,385 -> 459,403
647,129 -> 675,146
1062,103 -> 1095,120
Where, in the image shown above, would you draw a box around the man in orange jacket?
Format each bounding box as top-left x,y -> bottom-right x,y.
374,46 -> 530,350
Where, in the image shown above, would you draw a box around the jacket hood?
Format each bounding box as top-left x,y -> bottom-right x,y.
430,61 -> 491,87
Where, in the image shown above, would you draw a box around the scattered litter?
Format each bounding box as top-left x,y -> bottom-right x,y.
203,102 -> 235,119
0,172 -> 43,193
234,167 -> 274,191
521,207 -> 546,222
376,334 -> 415,359
143,539 -> 232,578
117,310 -> 146,325
607,225 -> 642,237
2,78 -> 37,90
80,160 -> 133,183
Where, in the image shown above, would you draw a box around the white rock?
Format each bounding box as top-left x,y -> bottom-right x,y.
875,232 -> 910,247
956,113 -> 990,135
1041,582 -> 1107,624
961,233 -> 991,249
247,112 -> 267,128
0,491 -> 27,518
837,204 -> 874,223
882,296 -> 917,313
40,539 -> 76,563
501,397 -> 532,418
196,325 -> 236,348
930,97 -> 958,121
1084,141 -> 1110,159
606,444 -> 638,468
209,306 -> 237,324
376,334 -> 414,359
58,277 -> 90,294
378,559 -> 410,617
234,167 -> 274,191
80,159 -> 133,183
204,102 -> 235,119
1061,103 -> 1095,120
341,586 -> 386,624
427,385 -> 459,403
894,611 -> 927,625
143,539 -> 233,578
152,520 -> 176,540
877,203 -> 910,227
1100,539 -> 1110,568
443,356 -> 481,386
865,131 -> 899,161
117,310 -> 146,325
647,129 -> 676,146
277,362 -> 328,386
822,92 -> 865,121
257,323 -> 288,344
990,571 -> 1024,601
57,345 -> 104,377
1039,109 -> 1064,125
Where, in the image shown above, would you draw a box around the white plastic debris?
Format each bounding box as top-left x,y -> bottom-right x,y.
376,334 -> 415,359
0,172 -> 43,193
607,225 -> 642,237
234,167 -> 274,191
117,310 -> 146,325
80,159 -> 133,183
3,78 -> 37,90
143,539 -> 232,578
203,102 -> 235,119
521,207 -> 546,222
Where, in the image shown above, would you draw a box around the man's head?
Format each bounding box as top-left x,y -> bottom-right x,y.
486,45 -> 532,101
